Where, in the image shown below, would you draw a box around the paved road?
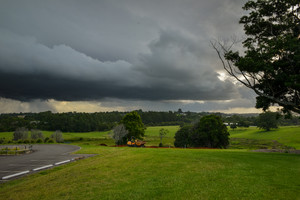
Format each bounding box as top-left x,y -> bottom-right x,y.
0,144 -> 83,181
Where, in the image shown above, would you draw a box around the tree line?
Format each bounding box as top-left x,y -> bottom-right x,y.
0,110 -> 202,132
0,110 -> 299,132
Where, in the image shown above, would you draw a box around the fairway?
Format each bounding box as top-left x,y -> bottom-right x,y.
0,146 -> 299,200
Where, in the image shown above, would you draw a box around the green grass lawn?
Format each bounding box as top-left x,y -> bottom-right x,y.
0,132 -> 14,140
229,126 -> 300,149
144,126 -> 179,146
145,126 -> 180,137
0,130 -> 111,141
1,126 -> 300,199
1,126 -> 299,149
0,146 -> 299,200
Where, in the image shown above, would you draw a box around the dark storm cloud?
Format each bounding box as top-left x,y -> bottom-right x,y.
0,0 -> 249,106
0,29 -> 238,101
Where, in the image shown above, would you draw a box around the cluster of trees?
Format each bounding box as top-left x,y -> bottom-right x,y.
223,113 -> 299,128
0,111 -> 123,132
0,110 -> 209,132
0,110 -> 298,133
174,115 -> 230,148
256,111 -> 280,131
111,111 -> 145,145
10,128 -> 64,143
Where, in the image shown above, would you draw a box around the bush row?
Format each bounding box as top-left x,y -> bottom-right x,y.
0,137 -> 57,144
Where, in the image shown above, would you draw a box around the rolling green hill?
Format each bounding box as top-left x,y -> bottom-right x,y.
229,126 -> 300,149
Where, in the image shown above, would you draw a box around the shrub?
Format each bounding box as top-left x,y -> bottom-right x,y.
51,130 -> 64,143
36,138 -> 43,143
23,139 -> 30,144
13,127 -> 28,141
31,129 -> 44,140
48,139 -> 55,143
0,138 -> 5,144
111,124 -> 128,145
17,139 -> 24,144
44,137 -> 49,143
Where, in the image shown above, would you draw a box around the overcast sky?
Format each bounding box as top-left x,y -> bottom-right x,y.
0,0 -> 264,113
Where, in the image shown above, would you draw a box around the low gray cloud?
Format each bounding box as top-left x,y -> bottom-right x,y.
0,28 -> 238,101
0,0 -> 255,113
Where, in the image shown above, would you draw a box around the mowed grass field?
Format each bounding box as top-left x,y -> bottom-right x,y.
0,130 -> 111,140
229,126 -> 300,149
1,126 -> 299,149
144,126 -> 180,146
0,146 -> 299,200
0,126 -> 300,199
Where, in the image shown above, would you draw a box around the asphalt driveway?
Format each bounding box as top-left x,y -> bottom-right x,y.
0,144 -> 85,181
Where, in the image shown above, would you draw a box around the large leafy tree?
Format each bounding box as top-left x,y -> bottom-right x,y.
121,111 -> 145,140
174,115 -> 229,148
174,125 -> 192,148
256,111 -> 279,131
192,115 -> 229,148
212,0 -> 300,114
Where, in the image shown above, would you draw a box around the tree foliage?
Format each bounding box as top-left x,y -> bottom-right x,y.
51,130 -> 64,143
256,111 -> 279,131
0,110 -> 298,133
111,124 -> 128,145
230,123 -> 237,130
174,115 -> 229,148
159,128 -> 169,146
174,125 -> 192,148
30,129 -> 44,140
121,111 -> 145,140
212,0 -> 300,114
192,115 -> 229,148
13,127 -> 28,141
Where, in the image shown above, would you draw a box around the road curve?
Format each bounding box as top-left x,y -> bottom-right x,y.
0,144 -> 82,180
